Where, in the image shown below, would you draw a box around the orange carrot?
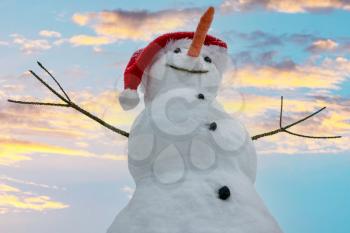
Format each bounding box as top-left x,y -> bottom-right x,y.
187,7 -> 215,57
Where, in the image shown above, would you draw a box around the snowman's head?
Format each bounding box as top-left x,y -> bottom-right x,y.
142,38 -> 229,103
119,7 -> 229,110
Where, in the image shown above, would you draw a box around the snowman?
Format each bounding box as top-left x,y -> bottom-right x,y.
109,7 -> 282,233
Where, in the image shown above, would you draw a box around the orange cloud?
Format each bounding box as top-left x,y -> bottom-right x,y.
72,13 -> 90,26
0,137 -> 127,166
2,85 -> 132,166
219,93 -> 350,154
227,57 -> 350,90
69,35 -> 112,46
0,183 -> 68,214
221,0 -> 350,13
71,8 -> 201,42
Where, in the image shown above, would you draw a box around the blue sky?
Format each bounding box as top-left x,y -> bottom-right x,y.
0,1 -> 349,233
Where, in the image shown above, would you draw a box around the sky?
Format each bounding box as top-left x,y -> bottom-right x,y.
0,0 -> 349,232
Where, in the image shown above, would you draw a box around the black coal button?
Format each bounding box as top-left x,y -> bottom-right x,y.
208,122 -> 217,131
197,93 -> 205,100
218,186 -> 230,200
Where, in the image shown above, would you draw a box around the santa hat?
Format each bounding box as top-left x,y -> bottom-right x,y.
119,7 -> 227,110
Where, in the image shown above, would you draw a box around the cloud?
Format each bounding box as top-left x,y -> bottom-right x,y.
223,31 -> 324,64
69,35 -> 112,46
223,30 -> 320,49
226,30 -> 283,48
121,186 -> 135,199
10,31 -> 66,53
221,0 -> 350,13
0,183 -> 68,214
39,30 -> 62,38
0,137 -> 127,166
11,34 -> 51,54
231,49 -> 297,69
2,80 -> 131,166
228,56 -> 350,90
72,13 -> 90,26
2,85 -> 130,138
219,93 -> 350,154
0,40 -> 9,46
0,175 -> 66,191
0,184 -> 20,193
306,39 -> 338,53
71,8 -> 201,42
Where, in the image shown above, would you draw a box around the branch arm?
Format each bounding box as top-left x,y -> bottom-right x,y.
68,102 -> 129,137
8,64 -> 129,138
29,70 -> 69,103
251,96 -> 340,141
282,129 -> 341,139
37,61 -> 71,101
7,99 -> 70,107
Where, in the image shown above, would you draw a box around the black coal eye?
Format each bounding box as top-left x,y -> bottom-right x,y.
174,48 -> 181,53
204,56 -> 212,63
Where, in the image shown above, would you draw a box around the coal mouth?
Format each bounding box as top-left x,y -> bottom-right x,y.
167,64 -> 208,74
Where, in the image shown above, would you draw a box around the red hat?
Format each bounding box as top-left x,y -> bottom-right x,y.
118,31 -> 227,110
119,7 -> 227,110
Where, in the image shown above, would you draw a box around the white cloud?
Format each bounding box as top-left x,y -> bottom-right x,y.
0,40 -> 9,46
306,39 -> 339,53
0,175 -> 66,191
11,34 -> 51,54
121,186 -> 134,199
39,30 -> 62,38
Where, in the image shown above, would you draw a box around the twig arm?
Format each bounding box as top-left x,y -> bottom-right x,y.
7,99 -> 69,107
29,70 -> 68,103
7,62 -> 129,138
37,61 -> 71,101
69,102 -> 129,137
251,96 -> 341,141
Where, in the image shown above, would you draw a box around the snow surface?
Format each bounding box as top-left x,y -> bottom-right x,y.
110,41 -> 283,233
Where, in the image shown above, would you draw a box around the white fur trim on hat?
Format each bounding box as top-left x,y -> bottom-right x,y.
119,89 -> 140,110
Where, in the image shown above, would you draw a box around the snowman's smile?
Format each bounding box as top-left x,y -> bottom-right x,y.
167,64 -> 208,74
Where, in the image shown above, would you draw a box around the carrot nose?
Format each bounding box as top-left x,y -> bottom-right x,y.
187,7 -> 215,57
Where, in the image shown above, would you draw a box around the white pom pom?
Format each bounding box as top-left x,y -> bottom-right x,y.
119,89 -> 140,110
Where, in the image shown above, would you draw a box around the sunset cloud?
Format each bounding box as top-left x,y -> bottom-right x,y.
219,93 -> 350,154
72,13 -> 90,26
306,39 -> 339,53
39,30 -> 62,38
71,8 -> 201,42
2,86 -> 131,166
0,183 -> 68,214
69,35 -> 112,46
221,0 -> 350,13
228,57 -> 350,90
0,137 -> 127,166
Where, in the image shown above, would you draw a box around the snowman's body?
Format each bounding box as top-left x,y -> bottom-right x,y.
108,39 -> 283,233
